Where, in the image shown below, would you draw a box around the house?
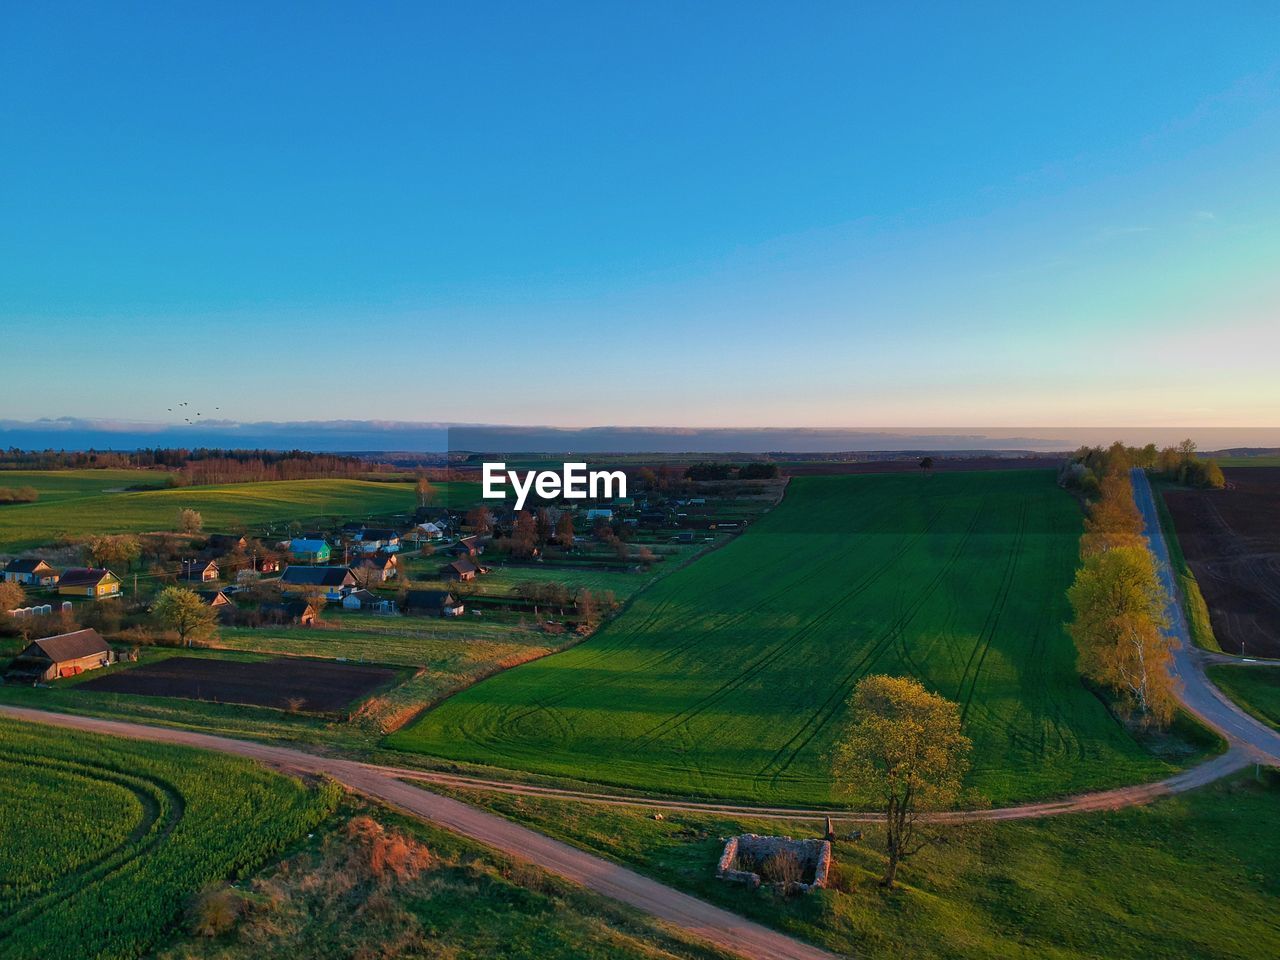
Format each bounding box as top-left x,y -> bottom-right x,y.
5,628 -> 114,682
197,589 -> 236,621
443,557 -> 478,581
260,600 -> 319,626
257,556 -> 283,574
451,535 -> 482,558
3,558 -> 59,586
404,521 -> 446,543
57,568 -> 122,599
341,589 -> 397,614
351,553 -> 397,585
402,589 -> 464,617
279,565 -> 356,600
181,559 -> 219,582
205,534 -> 248,554
289,538 -> 332,563
586,508 -> 614,523
357,528 -> 401,554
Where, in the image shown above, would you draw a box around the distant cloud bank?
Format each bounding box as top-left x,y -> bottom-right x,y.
1,418 -> 1277,454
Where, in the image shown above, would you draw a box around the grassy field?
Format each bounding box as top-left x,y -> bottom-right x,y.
0,716 -> 338,960
1207,665 -> 1280,730
154,797 -> 728,960
0,470 -> 478,551
390,470 -> 1180,806
431,772 -> 1280,960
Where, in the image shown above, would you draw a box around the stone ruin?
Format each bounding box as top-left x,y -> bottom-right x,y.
716,833 -> 832,894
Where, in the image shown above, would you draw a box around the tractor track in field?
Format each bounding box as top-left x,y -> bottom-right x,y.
753,495 -> 992,792
632,502 -> 958,753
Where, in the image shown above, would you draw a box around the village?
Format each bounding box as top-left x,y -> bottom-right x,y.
0,466 -> 780,708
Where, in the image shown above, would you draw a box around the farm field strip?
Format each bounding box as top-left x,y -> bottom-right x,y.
390,471 -> 1172,805
0,717 -> 337,960
0,472 -> 476,551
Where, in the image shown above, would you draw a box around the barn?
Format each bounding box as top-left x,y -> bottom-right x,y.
443,557 -> 478,581
402,589 -> 464,617
5,629 -> 114,682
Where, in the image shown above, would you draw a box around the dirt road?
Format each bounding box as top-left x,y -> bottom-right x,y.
1132,468 -> 1280,761
0,704 -> 838,960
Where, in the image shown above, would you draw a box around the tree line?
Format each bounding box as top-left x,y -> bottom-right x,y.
1065,442 -> 1178,727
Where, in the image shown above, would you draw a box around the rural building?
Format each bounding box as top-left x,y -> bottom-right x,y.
206,534 -> 248,553
404,521 -> 446,544
357,528 -> 401,553
181,559 -> 219,582
3,558 -> 60,586
341,589 -> 397,614
402,589 -> 464,617
260,600 -> 319,626
197,589 -> 235,622
351,553 -> 397,584
257,556 -> 282,574
289,538 -> 332,563
57,568 -> 122,599
444,557 -> 478,581
279,565 -> 356,600
451,536 -> 482,558
586,508 -> 614,522
5,628 -> 114,682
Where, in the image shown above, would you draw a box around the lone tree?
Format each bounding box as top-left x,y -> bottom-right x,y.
415,476 -> 435,507
178,508 -> 204,534
555,512 -> 575,549
152,586 -> 218,648
831,675 -> 972,888
85,534 -> 141,572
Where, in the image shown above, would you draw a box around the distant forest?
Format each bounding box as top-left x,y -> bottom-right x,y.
0,447 -> 396,485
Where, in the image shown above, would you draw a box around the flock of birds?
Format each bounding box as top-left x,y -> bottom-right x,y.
167,402 -> 220,424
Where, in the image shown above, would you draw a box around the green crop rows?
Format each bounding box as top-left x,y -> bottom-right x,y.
391,470 -> 1175,805
0,718 -> 338,960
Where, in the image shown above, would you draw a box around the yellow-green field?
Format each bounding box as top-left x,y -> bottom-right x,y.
0,470 -> 477,551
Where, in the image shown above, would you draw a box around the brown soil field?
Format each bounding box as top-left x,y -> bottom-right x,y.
78,655 -> 400,713
781,455 -> 1063,476
1163,467 -> 1280,657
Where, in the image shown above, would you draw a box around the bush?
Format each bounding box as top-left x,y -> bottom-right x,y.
0,486 -> 38,504
188,885 -> 244,937
760,849 -> 804,885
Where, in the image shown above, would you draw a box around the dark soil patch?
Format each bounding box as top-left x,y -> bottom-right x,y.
1163,467 -> 1280,657
782,456 -> 1062,476
78,656 -> 399,713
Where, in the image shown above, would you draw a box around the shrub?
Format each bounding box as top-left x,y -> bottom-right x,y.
760,849 -> 804,885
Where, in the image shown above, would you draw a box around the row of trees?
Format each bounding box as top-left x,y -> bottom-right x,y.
0,446 -> 379,481
1059,439 -> 1224,496
1067,450 -> 1178,727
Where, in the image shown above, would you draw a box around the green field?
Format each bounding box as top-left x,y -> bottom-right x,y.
1207,665 -> 1280,730
435,771 -> 1280,960
390,470 -> 1176,805
0,716 -> 337,960
155,798 -> 726,960
0,470 -> 476,551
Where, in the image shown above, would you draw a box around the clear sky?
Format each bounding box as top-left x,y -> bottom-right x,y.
2,2 -> 1278,429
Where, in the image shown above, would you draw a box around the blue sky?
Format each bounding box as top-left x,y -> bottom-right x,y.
2,2 -> 1278,428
